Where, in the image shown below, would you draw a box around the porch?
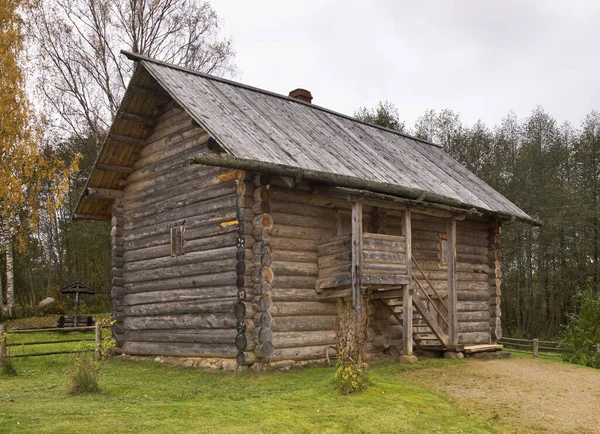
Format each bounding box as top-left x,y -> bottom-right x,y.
314,202 -> 461,355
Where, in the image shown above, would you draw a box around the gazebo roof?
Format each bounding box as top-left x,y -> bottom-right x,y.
59,281 -> 96,295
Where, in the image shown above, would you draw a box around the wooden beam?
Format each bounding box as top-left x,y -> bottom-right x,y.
403,209 -> 413,356
351,201 -> 363,311
72,213 -> 111,221
108,134 -> 146,147
84,187 -> 124,200
95,163 -> 134,174
129,85 -> 171,103
117,111 -> 156,127
447,217 -> 458,345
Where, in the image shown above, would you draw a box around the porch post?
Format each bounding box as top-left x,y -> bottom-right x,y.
403,209 -> 413,355
447,217 -> 458,346
351,201 -> 363,312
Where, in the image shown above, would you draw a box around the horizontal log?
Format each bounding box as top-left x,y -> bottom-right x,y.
270,199 -> 335,218
457,322 -> 491,333
273,276 -> 316,289
124,329 -> 237,344
123,231 -> 238,263
457,301 -> 489,312
270,212 -> 336,230
272,224 -> 334,241
125,182 -> 235,224
124,207 -> 238,247
123,314 -> 239,330
124,246 -> 237,273
457,290 -> 491,302
130,85 -> 171,102
272,330 -> 336,349
271,302 -> 337,317
123,258 -> 237,284
316,273 -> 350,291
117,111 -> 156,126
271,250 -> 317,263
270,315 -> 338,332
126,142 -> 209,184
124,270 -> 237,293
134,129 -> 206,171
270,238 -> 317,252
363,250 -> 406,264
124,166 -> 222,211
318,251 -> 350,269
122,341 -> 237,358
123,286 -> 238,306
270,288 -> 320,302
95,163 -> 134,174
142,115 -> 195,152
317,236 -> 351,256
124,298 -> 237,317
457,332 -> 490,345
109,133 -> 146,147
457,311 -> 490,322
271,261 -> 318,277
73,213 -> 111,221
84,187 -> 124,200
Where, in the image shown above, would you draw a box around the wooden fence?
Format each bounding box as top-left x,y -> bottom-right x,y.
0,323 -> 104,360
499,337 -> 562,358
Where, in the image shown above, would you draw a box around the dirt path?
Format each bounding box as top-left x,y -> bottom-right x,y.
405,357 -> 600,433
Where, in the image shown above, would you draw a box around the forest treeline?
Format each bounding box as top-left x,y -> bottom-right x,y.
357,103 -> 600,338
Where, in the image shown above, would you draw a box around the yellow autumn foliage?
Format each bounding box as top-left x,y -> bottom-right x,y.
0,0 -> 78,242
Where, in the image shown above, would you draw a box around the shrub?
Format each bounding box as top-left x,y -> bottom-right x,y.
335,299 -> 369,394
67,353 -> 100,395
560,289 -> 600,369
0,354 -> 17,377
39,303 -> 65,316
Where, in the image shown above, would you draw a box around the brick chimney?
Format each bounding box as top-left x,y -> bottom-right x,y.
289,88 -> 313,104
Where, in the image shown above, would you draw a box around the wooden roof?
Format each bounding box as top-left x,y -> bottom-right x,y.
75,52 -> 538,225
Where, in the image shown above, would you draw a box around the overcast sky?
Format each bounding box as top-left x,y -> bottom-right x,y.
216,0 -> 600,129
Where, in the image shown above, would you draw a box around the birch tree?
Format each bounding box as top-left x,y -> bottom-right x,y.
0,0 -> 75,318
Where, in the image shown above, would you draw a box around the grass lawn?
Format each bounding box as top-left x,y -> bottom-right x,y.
0,329 -> 505,433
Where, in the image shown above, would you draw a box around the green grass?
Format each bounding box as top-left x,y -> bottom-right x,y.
0,338 -> 505,433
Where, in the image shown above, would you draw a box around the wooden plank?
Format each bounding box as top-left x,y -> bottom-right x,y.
109,133 -> 147,147
95,163 -> 134,174
130,85 -> 171,103
7,326 -> 96,333
447,217 -> 458,345
463,344 -> 503,354
117,111 -> 156,126
403,209 -> 413,356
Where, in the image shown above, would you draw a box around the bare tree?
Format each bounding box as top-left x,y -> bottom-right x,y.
28,0 -> 236,142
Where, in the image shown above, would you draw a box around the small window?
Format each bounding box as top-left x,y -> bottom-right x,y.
171,224 -> 184,256
438,234 -> 448,266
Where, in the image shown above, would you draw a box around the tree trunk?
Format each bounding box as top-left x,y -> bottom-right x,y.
3,218 -> 15,318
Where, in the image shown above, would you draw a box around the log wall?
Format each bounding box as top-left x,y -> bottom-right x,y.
267,183 -> 340,362
114,108 -> 241,358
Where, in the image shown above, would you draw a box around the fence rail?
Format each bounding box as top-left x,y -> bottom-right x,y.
0,323 -> 104,360
499,336 -> 562,358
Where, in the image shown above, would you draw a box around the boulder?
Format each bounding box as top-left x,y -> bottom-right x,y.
443,351 -> 465,359
38,297 -> 56,309
399,355 -> 418,364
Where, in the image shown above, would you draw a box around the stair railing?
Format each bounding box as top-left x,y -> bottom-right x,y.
411,256 -> 449,329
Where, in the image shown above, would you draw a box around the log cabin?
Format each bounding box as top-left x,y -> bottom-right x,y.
74,51 -> 539,367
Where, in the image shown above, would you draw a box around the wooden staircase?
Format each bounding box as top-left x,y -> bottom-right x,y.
377,256 -> 451,350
